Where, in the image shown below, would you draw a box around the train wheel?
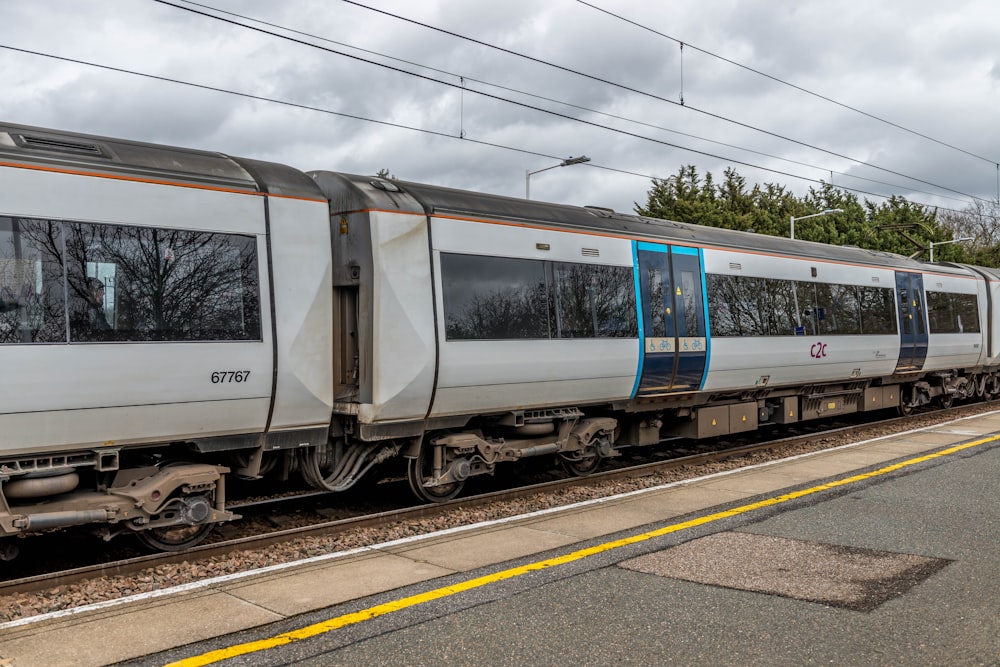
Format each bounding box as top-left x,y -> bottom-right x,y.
0,540 -> 19,561
558,433 -> 609,477
136,522 -> 213,552
407,444 -> 464,503
558,453 -> 602,477
898,402 -> 914,416
985,378 -> 998,401
939,394 -> 954,409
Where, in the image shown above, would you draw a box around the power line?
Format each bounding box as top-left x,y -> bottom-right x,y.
146,1 -> 843,186
0,45 -> 546,161
174,0 -> 973,206
338,0 -> 991,204
576,0 -> 999,168
0,42 -> 972,216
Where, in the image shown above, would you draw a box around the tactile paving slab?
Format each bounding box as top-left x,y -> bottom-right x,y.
619,532 -> 950,612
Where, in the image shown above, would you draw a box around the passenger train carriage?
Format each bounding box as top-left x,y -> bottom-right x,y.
0,121 -> 995,556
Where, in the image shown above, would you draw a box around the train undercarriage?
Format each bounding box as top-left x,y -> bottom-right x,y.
0,451 -> 234,560
2,367 -> 998,559
384,367 -> 1000,502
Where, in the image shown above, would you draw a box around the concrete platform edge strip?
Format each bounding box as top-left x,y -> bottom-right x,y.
3,409 -> 997,634
164,430 -> 1000,667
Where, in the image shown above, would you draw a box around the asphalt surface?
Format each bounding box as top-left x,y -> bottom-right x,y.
134,438 -> 1000,666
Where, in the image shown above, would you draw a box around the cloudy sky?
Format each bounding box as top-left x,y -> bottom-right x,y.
1,0 -> 998,216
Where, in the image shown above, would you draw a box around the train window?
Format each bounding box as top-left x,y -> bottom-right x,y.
898,288 -> 912,335
858,286 -> 897,334
551,262 -> 593,338
704,275 -> 733,336
926,291 -> 953,333
2,215 -> 265,345
706,274 -> 768,336
926,291 -> 980,334
440,253 -> 636,340
550,262 -> 637,338
762,278 -> 796,335
63,222 -> 261,342
913,293 -> 926,335
954,294 -> 980,333
707,273 -> 897,338
679,271 -> 700,337
828,284 -> 862,335
441,253 -> 550,340
794,282 -> 819,336
646,267 -> 666,337
0,217 -> 67,344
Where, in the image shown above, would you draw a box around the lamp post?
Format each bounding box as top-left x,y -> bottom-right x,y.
789,208 -> 844,240
929,237 -> 973,262
525,156 -> 590,199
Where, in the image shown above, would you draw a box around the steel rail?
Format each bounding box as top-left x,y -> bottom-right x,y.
0,404 -> 978,599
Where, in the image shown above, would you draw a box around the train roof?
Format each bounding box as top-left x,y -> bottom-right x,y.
0,121 -> 973,278
0,121 -> 323,200
311,171 -> 967,276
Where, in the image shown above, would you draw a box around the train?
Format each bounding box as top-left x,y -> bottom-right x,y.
0,121 -> 995,558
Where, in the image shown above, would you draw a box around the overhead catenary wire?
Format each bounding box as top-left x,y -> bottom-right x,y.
336,0 -> 991,205
576,0 -> 1000,168
146,0 -> 861,189
172,0 -> 971,206
0,42 -> 974,218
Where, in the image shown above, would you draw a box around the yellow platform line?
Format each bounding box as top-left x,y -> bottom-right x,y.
166,433 -> 999,667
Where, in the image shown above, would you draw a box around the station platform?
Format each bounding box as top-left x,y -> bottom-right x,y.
2,411 -> 1000,666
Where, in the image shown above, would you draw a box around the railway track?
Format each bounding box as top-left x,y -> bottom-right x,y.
0,404 -> 983,602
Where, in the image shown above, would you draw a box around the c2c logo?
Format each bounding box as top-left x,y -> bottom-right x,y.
810,341 -> 828,359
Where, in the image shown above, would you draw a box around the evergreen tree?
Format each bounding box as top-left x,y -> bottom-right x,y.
635,165 -> 986,265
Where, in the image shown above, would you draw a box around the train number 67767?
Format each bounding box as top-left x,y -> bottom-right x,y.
211,370 -> 251,384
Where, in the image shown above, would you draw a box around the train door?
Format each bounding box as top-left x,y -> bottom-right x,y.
634,242 -> 708,396
894,271 -> 928,372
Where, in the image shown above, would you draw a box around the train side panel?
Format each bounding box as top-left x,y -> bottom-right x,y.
265,195 -> 335,437
986,275 -> 1000,365
921,270 -> 987,372
705,336 -> 900,391
428,216 -> 638,418
357,210 -> 437,423
700,247 -> 900,391
0,165 -> 273,455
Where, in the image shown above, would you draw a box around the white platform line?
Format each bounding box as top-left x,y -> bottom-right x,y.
3,409 -> 997,631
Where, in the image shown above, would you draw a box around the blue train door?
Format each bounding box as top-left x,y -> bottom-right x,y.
894,271 -> 928,372
635,243 -> 708,396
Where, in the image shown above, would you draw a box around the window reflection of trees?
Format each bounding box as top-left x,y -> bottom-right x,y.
0,216 -> 261,344
858,287 -> 896,335
441,253 -> 637,340
62,222 -> 261,341
829,284 -> 862,335
926,291 -> 980,334
796,281 -> 826,336
446,283 -> 550,340
954,294 -> 980,333
442,254 -> 549,340
708,275 -> 770,336
0,218 -> 66,343
679,271 -> 699,337
707,273 -> 898,337
646,267 -> 666,336
552,263 -> 636,338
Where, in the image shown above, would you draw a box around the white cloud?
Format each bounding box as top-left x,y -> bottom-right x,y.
0,0 -> 997,215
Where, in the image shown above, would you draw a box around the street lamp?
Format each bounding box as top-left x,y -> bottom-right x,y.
929,237 -> 973,262
790,208 -> 844,240
525,155 -> 591,199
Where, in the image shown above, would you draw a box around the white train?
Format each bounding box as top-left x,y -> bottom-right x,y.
0,122 -> 995,556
